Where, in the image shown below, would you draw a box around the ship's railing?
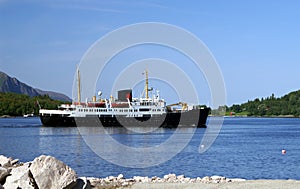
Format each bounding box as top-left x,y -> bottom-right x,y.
75,106 -> 166,116
39,109 -> 73,116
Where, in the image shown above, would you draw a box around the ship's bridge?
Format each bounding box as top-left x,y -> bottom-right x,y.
131,97 -> 166,108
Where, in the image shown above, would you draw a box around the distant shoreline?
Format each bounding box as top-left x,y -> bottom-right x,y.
0,115 -> 14,118
1,115 -> 300,119
0,115 -> 38,118
209,115 -> 300,118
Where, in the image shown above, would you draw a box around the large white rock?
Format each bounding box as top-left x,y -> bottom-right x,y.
29,155 -> 77,189
3,163 -> 34,189
0,167 -> 10,184
0,155 -> 11,167
164,173 -> 176,181
117,174 -> 124,180
202,176 -> 212,183
11,159 -> 19,166
133,176 -> 144,182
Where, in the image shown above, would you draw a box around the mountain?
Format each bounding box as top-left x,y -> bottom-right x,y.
0,71 -> 71,102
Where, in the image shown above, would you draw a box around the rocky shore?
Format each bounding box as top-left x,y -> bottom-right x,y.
1,155 -> 299,189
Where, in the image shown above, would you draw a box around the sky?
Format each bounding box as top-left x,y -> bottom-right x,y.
1,0 -> 300,106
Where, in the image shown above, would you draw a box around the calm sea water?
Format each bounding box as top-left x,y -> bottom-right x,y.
0,117 -> 299,180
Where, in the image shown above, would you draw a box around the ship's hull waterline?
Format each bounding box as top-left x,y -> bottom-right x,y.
40,108 -> 210,128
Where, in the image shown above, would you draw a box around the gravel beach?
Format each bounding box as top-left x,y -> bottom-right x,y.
128,180 -> 300,189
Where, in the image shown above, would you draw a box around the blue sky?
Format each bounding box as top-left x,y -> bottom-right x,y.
1,0 -> 300,106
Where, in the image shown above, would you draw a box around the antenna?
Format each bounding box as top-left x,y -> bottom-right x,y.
145,68 -> 149,99
77,66 -> 81,103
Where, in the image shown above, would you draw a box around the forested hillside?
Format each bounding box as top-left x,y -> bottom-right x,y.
0,92 -> 68,116
228,90 -> 300,117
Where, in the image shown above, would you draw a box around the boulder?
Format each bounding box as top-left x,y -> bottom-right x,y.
151,176 -> 158,181
29,155 -> 77,189
182,177 -> 191,183
202,176 -> 212,183
0,167 -> 10,184
88,177 -> 102,187
211,175 -> 227,183
177,174 -> 185,179
151,176 -> 164,183
163,173 -> 176,182
196,177 -> 202,182
133,176 -> 144,182
11,159 -> 19,166
72,177 -> 91,189
3,163 -> 34,189
108,176 -> 117,182
117,174 -> 124,180
140,177 -> 150,183
0,155 -> 11,167
177,174 -> 185,182
103,177 -> 111,183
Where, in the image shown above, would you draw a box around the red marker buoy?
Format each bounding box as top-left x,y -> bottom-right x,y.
282,149 -> 286,154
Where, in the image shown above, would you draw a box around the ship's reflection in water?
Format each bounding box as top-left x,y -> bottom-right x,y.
39,125 -> 197,149
38,125 -> 199,169
38,126 -> 84,166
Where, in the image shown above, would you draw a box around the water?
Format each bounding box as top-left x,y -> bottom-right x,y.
0,117 -> 299,180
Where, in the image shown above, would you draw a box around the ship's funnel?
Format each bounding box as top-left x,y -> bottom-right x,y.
118,89 -> 132,102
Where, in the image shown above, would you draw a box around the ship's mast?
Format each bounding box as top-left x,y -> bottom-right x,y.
77,67 -> 81,103
145,69 -> 149,99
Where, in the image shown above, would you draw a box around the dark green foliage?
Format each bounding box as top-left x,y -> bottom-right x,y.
228,90 -> 300,117
0,92 -> 69,116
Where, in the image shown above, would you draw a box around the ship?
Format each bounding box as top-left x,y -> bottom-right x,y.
39,69 -> 210,128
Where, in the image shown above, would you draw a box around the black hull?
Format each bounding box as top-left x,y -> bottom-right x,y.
40,108 -> 210,128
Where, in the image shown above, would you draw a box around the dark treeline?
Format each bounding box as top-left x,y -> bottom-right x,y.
1,90 -> 300,117
227,90 -> 300,117
0,92 -> 69,116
